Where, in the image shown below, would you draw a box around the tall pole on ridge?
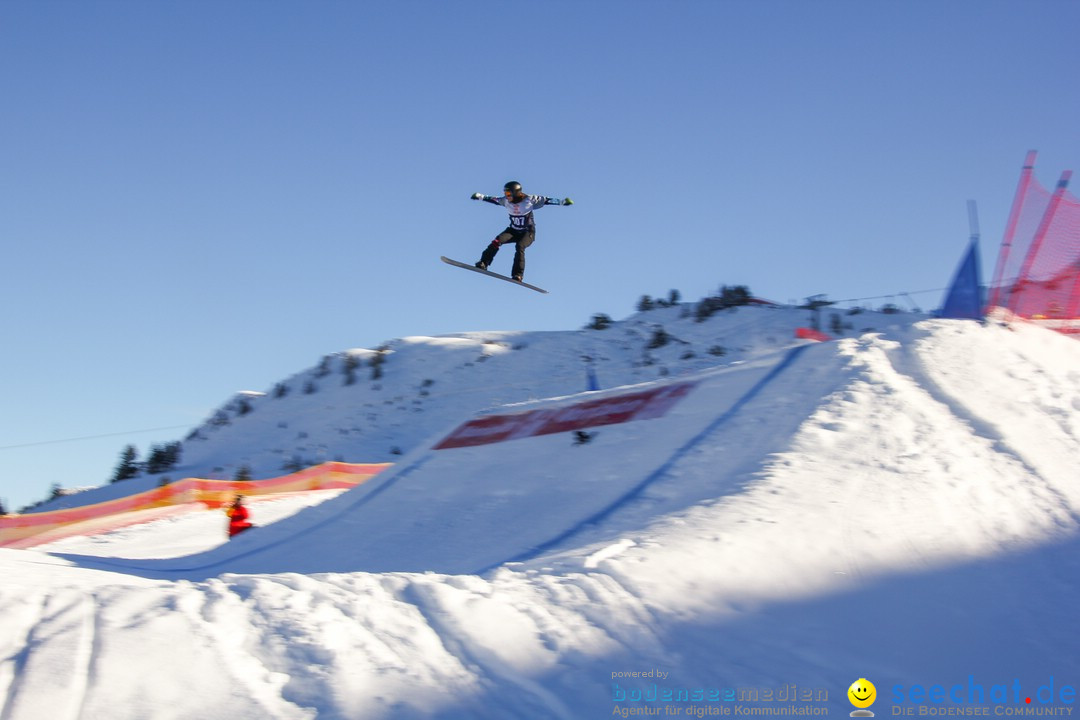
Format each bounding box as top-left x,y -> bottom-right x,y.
967,199 -> 980,245
987,150 -> 1037,310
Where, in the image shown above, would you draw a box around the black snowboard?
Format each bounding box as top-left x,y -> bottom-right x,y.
440,256 -> 548,294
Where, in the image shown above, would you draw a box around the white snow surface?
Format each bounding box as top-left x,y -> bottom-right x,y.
3,307 -> 1080,719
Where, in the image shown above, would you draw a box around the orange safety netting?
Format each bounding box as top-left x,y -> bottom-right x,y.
0,461 -> 391,549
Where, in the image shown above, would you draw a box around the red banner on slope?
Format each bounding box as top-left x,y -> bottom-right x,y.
434,382 -> 696,450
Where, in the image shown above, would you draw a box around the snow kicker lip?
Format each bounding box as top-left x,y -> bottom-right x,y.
54,345 -> 812,579
474,343 -> 810,573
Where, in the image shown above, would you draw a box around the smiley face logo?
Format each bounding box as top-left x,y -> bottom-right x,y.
848,678 -> 877,709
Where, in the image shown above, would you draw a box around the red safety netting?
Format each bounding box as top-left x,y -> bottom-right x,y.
988,152 -> 1080,331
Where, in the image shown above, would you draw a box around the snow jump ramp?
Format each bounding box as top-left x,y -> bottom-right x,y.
67,341 -> 847,578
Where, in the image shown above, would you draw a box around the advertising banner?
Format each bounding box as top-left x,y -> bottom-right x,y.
434,382 -> 696,450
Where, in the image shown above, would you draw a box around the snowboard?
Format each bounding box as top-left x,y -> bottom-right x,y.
440,256 -> 548,294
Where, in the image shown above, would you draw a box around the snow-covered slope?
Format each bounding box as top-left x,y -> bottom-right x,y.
33,304 -> 889,512
3,312 -> 1079,720
35,304 -> 833,511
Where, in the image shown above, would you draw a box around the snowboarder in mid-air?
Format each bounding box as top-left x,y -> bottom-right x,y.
471,181 -> 573,282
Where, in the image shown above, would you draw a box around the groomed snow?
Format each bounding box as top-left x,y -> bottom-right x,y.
2,311 -> 1079,719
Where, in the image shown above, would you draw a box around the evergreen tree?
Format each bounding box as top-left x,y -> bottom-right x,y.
586,313 -> 613,330
370,345 -> 390,381
695,284 -> 754,322
343,355 -> 360,386
637,295 -> 655,312
145,442 -> 182,475
234,465 -> 253,482
0,498 -> 7,516
167,441 -> 181,468
145,445 -> 166,475
694,297 -> 722,322
719,285 -> 751,307
647,326 -> 671,349
111,445 -> 141,483
282,456 -> 307,473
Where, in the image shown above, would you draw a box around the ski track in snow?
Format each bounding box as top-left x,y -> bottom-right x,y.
895,323 -> 1080,528
0,591 -> 95,720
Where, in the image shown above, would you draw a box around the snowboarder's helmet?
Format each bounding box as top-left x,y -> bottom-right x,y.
503,181 -> 523,198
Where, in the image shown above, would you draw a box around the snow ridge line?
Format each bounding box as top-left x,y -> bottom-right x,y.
475,343 -> 812,574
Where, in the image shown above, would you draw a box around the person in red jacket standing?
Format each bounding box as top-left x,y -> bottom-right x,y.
227,495 -> 254,539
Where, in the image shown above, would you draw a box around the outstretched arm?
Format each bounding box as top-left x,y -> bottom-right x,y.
470,192 -> 574,206
470,192 -> 502,205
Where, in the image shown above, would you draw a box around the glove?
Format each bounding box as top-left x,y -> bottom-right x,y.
562,198 -> 574,206
471,192 -> 484,200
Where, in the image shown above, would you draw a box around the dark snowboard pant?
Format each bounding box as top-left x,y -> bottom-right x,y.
479,228 -> 535,278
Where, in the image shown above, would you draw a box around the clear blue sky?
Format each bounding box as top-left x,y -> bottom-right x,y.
2,0 -> 1078,512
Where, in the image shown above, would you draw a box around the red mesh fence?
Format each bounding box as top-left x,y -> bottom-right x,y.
1009,172 -> 1080,319
988,153 -> 1080,332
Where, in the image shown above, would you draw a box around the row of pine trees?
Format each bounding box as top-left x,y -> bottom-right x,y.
110,442 -> 182,483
